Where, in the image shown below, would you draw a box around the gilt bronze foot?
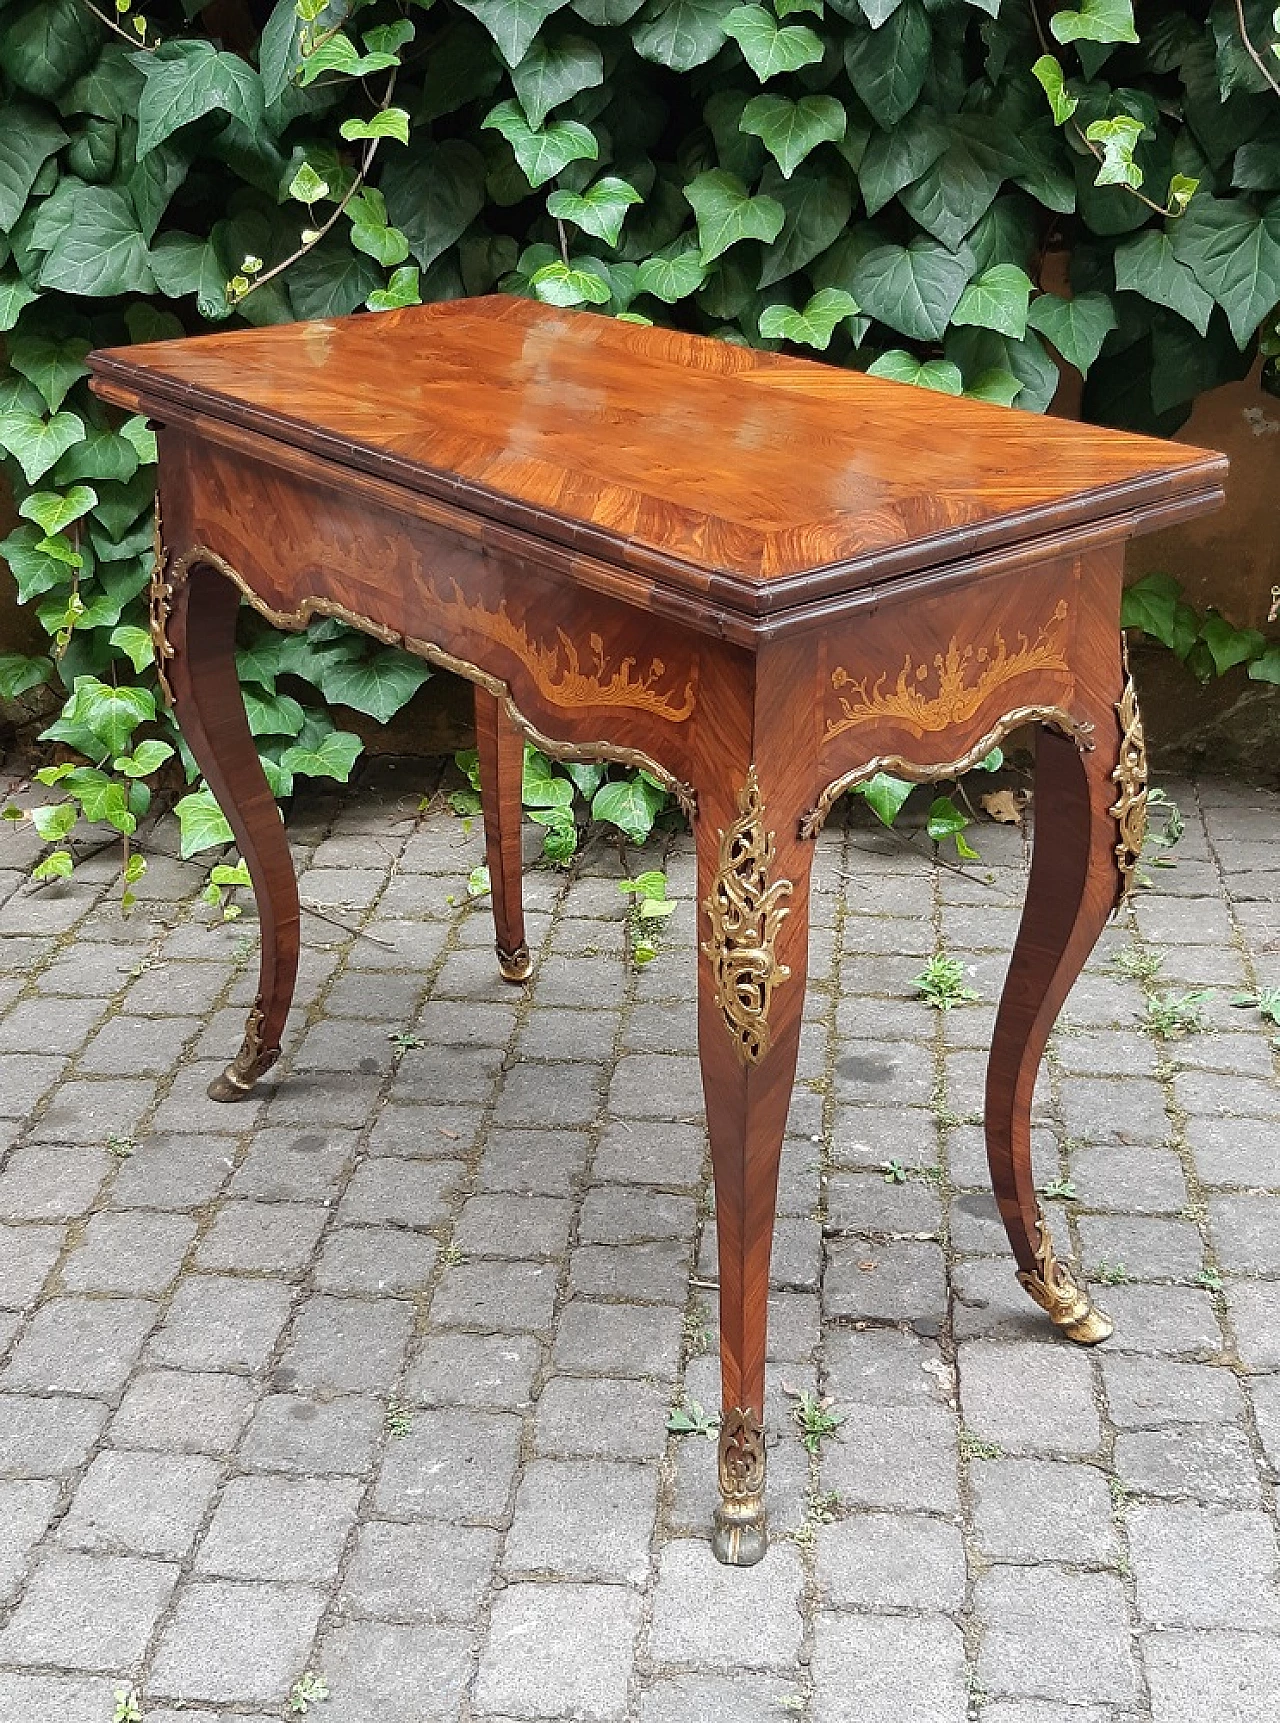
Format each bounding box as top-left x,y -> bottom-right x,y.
496,941 -> 533,983
206,1002 -> 279,1101
1018,1209 -> 1113,1345
711,1406 -> 768,1566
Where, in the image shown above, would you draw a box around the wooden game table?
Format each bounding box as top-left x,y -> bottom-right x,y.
89,298 -> 1225,1564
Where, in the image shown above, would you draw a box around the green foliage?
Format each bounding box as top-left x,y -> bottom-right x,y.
2,0 -> 1278,899
1122,572 -> 1279,685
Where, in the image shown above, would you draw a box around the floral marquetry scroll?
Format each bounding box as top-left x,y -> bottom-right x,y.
701,767 -> 794,1065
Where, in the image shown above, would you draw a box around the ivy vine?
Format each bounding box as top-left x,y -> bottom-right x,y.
0,0 -> 1277,889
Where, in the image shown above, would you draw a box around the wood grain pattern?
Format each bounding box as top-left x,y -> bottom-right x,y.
91,299 -> 1228,1566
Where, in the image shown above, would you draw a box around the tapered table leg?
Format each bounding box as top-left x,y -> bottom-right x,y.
162,560 -> 301,1101
696,763 -> 813,1564
474,687 -> 532,983
985,651 -> 1146,1342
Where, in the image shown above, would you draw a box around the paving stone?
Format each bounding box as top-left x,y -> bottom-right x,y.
810,1613 -> 966,1723
823,1326 -> 953,1407
821,1402 -> 959,1512
341,1519 -> 499,1623
1174,1068 -> 1280,1120
1060,1075 -> 1172,1145
551,1298 -> 682,1379
515,1005 -> 622,1065
373,1408 -> 522,1522
259,1070 -> 382,1131
58,1451 -> 220,1557
415,999 -> 519,1046
430,1259 -> 559,1333
318,1622 -> 473,1723
975,1565 -> 1136,1702
147,1275 -> 295,1372
698,1212 -> 821,1292
196,1200 -> 329,1275
581,1185 -> 699,1245
570,1239 -> 690,1302
239,1392 -> 385,1475
824,1239 -> 947,1326
959,1340 -> 1101,1456
1102,1356 -> 1246,1428
231,1128 -> 358,1202
198,1474 -> 363,1582
648,1538 -> 804,1667
28,1075 -> 158,1143
110,1369 -> 257,1453
0,1551 -> 177,1669
0,994 -> 108,1054
76,1013 -> 202,1075
1078,1214 -> 1205,1282
454,1192 -> 574,1259
1129,1502 -> 1280,1631
1145,1629 -> 1280,1723
831,1105 -> 940,1170
313,1225 -> 438,1294
0,1145 -> 110,1220
607,1053 -> 705,1121
0,1394 -> 107,1477
61,1211 -> 196,1293
638,1674 -> 804,1723
476,1581 -> 642,1720
973,1458 -> 1117,1563
534,1375 -> 670,1460
494,1059 -> 603,1128
0,1055 -> 72,1120
829,1171 -> 942,1236
339,1157 -> 467,1227
277,1294 -> 414,1395
1209,1194 -> 1280,1274
1114,1424 -> 1262,1504
475,1127 -> 591,1196
816,1511 -> 965,1611
1100,1285 -> 1224,1358
5,1296 -> 157,1394
149,1580 -> 327,1704
1068,1144 -> 1189,1215
108,1133 -> 237,1210
0,1221 -> 63,1307
0,1479 -> 58,1601
366,1101 -> 484,1158
0,1673 -> 119,1722
504,1458 -> 658,1583
406,1331 -> 541,1410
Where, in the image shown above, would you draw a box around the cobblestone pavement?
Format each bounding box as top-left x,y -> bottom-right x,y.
0,754 -> 1278,1723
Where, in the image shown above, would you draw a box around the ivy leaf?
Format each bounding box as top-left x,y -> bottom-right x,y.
1032,53 -> 1078,124
851,236 -> 972,341
900,114 -> 1014,251
63,676 -> 156,755
0,654 -> 51,699
964,368 -> 1024,406
856,772 -> 913,826
483,99 -> 598,190
9,336 -> 91,414
1120,572 -> 1196,653
632,0 -> 736,71
635,238 -> 707,301
857,106 -> 949,217
758,162 -> 851,286
340,109 -> 412,147
367,265 -> 422,311
37,188 -> 156,296
457,0 -> 573,67
759,287 -> 859,348
739,94 -> 846,180
1171,194 -> 1280,349
280,728 -> 364,783
843,1 -> 931,131
1113,230 -> 1214,338
0,410 -> 86,485
0,105 -> 69,231
30,801 -> 78,843
109,624 -> 155,674
1248,646 -> 1280,684
1025,289 -> 1117,373
175,786 -> 234,858
867,350 -> 965,394
0,273 -> 39,333
296,34 -> 401,84
1049,0 -> 1138,45
722,6 -> 824,80
347,192 -> 411,267
0,524 -> 75,602
31,849 -> 73,882
289,162 -> 330,204
317,650 -> 432,722
18,485 -> 98,538
684,169 -> 785,264
0,0 -> 99,101
136,42 -> 264,158
591,774 -> 667,842
382,141 -> 486,273
1085,115 -> 1146,190
511,33 -> 604,129
547,177 -> 643,246
523,750 -> 575,808
288,241 -> 381,319
530,258 -> 612,305
856,0 -> 903,20
951,264 -> 1033,338
1201,611 -> 1265,676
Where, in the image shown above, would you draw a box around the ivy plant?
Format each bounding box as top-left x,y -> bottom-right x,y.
0,0 -> 1278,891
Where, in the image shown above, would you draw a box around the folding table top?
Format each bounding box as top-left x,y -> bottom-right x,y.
89,295 -> 1225,619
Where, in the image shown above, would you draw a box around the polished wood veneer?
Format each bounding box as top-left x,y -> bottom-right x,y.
90,298 -> 1226,1567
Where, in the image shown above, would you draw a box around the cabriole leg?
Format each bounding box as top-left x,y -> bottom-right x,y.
984,659 -> 1144,1344
161,560 -> 300,1101
696,764 -> 812,1564
474,687 -> 532,983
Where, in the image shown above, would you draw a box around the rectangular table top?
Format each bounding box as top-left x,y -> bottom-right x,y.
90,296 -> 1225,620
